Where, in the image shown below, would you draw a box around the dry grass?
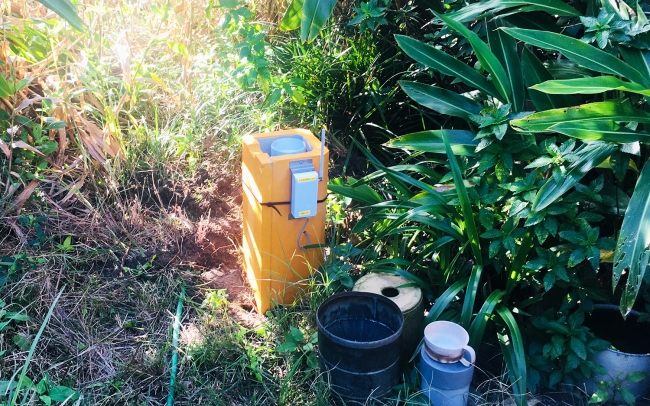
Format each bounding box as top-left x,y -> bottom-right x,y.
2,268 -> 177,403
0,1 -> 269,404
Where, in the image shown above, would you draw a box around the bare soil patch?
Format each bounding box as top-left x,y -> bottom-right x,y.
144,160 -> 265,327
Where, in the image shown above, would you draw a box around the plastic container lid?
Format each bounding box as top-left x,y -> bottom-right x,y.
353,272 -> 422,313
270,137 -> 307,156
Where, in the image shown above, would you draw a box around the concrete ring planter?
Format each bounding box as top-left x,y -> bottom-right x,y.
583,304 -> 650,400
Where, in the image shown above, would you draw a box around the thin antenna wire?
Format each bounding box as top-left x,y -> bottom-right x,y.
319,129 -> 325,181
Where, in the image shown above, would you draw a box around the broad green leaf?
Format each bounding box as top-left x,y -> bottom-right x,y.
0,320 -> 11,331
552,266 -> 568,282
481,229 -> 502,238
219,0 -> 240,7
567,310 -> 584,329
461,265 -> 484,329
619,47 -> 650,84
48,386 -> 80,402
626,371 -> 647,383
300,0 -> 336,42
352,138 -> 417,199
511,100 -> 650,133
408,196 -> 451,214
13,334 -> 33,351
291,89 -> 305,105
280,0 -> 304,31
532,76 -> 650,97
307,352 -> 318,369
488,18 -> 525,112
395,35 -> 500,99
570,336 -> 587,359
507,231 -> 534,293
0,75 -> 12,98
399,81 -> 482,120
489,239 -> 502,258
440,0 -> 498,22
354,164 -> 442,188
36,378 -> 47,395
479,209 -> 495,229
549,369 -> 563,387
423,278 -> 469,325
36,0 -> 84,31
502,28 -> 648,86
551,334 -> 565,355
446,0 -> 579,23
545,59 -> 595,80
290,326 -> 304,342
388,210 -> 465,241
550,121 -> 650,145
387,164 -> 443,182
564,353 -> 581,372
378,167 -> 451,206
543,272 -> 556,291
444,134 -> 482,265
521,47 -> 574,110
437,13 -> 511,102
503,11 -> 562,33
590,388 -> 611,403
388,130 -> 478,156
621,389 -> 636,405
532,142 -> 617,212
496,306 -> 527,406
276,341 -> 298,352
328,184 -> 383,205
468,289 -> 505,348
6,312 -> 29,321
14,78 -> 32,93
613,158 -> 650,316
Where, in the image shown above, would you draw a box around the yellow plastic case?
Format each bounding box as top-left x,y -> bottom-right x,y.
241,129 -> 329,313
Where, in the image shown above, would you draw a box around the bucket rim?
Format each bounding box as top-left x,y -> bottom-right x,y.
317,291 -> 404,349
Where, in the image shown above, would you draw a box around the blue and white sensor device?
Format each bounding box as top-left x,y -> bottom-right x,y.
291,169 -> 318,218
289,130 -> 326,220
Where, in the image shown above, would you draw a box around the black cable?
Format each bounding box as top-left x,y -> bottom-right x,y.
296,218 -> 311,251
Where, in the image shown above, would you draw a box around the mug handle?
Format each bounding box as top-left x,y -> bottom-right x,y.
459,345 -> 476,367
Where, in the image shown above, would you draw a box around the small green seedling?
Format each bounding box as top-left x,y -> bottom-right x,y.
0,300 -> 30,333
0,373 -> 81,405
56,236 -> 74,252
34,375 -> 81,405
276,326 -> 319,370
589,371 -> 647,405
122,255 -> 156,276
319,243 -> 362,292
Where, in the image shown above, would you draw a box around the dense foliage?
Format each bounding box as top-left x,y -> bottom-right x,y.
4,0 -> 650,404
328,0 -> 650,403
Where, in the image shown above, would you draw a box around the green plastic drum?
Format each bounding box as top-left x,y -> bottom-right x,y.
353,272 -> 424,362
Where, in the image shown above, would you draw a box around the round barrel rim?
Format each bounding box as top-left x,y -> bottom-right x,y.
317,291 -> 404,349
270,137 -> 307,156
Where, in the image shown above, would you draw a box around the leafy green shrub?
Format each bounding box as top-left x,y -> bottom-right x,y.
329,0 -> 650,403
526,309 -> 610,390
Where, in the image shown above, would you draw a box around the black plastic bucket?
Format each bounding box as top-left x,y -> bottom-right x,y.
317,291 -> 404,400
